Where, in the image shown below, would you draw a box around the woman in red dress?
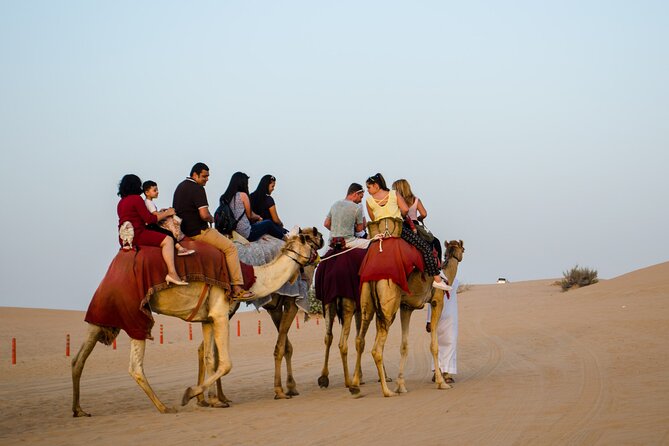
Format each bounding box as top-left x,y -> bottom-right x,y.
117,174 -> 187,286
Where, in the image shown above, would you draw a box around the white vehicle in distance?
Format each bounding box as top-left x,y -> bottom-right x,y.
496,278 -> 507,284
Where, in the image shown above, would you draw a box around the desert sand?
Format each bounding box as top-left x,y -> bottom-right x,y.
1,262 -> 668,445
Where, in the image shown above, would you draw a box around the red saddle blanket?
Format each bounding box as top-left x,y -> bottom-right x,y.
359,237 -> 425,293
84,239 -> 256,340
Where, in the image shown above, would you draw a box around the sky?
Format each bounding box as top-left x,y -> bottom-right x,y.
1,1 -> 667,311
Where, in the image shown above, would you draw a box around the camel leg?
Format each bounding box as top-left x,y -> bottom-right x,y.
268,297 -> 299,399
340,297 -> 357,388
350,283 -> 374,396
284,331 -> 298,397
430,290 -> 452,390
195,324 -> 230,408
353,306 -> 364,385
395,305 -> 414,394
318,302 -> 336,388
128,339 -> 176,413
372,280 -> 401,397
72,324 -> 103,417
182,291 -> 232,405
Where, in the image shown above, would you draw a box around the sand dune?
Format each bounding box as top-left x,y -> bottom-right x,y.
1,262 -> 668,445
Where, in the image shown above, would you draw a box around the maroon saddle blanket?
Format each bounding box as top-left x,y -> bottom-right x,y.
315,246 -> 367,308
85,239 -> 256,340
358,237 -> 425,293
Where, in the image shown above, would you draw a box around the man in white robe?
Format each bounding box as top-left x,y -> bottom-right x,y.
426,278 -> 459,383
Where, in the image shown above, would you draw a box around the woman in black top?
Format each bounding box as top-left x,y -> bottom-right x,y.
250,175 -> 287,233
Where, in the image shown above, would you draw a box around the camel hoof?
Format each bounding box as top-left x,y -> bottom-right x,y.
437,382 -> 453,390
181,387 -> 199,406
287,389 -> 299,397
349,386 -> 360,395
318,376 -> 329,388
73,409 -> 91,418
210,400 -> 230,408
197,400 -> 210,408
274,393 -> 291,400
395,385 -> 408,394
162,406 -> 178,414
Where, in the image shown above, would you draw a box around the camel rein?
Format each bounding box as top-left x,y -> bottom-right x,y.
186,283 -> 211,322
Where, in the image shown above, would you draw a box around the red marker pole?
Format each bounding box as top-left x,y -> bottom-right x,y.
189,323 -> 193,341
160,324 -> 164,344
237,320 -> 241,337
12,338 -> 16,365
66,334 -> 70,357
258,320 -> 261,335
296,315 -> 300,329
316,317 -> 319,326
113,338 -> 117,350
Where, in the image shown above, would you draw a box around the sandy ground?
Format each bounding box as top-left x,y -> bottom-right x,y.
1,262 -> 668,445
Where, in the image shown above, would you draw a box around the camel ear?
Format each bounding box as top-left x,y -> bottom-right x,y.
459,240 -> 464,248
287,225 -> 299,238
444,240 -> 450,248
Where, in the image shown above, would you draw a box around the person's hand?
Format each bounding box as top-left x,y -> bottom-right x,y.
425,322 -> 431,333
165,208 -> 175,217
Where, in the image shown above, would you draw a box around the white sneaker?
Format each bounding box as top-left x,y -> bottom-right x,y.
432,280 -> 453,291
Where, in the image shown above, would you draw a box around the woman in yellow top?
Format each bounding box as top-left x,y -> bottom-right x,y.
365,173 -> 451,291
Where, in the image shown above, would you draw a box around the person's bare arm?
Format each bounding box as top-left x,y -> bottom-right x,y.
198,206 -> 214,223
396,193 -> 409,216
268,206 -> 283,226
366,202 -> 375,222
241,193 -> 262,222
417,198 -> 428,222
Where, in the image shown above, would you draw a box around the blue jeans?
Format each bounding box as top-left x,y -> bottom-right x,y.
248,220 -> 287,242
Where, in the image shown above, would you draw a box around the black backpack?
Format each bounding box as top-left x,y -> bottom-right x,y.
214,196 -> 243,235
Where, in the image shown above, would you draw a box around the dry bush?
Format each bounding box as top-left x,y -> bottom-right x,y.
560,265 -> 598,291
457,283 -> 471,293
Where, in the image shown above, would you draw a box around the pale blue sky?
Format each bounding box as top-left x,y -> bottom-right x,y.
1,1 -> 667,310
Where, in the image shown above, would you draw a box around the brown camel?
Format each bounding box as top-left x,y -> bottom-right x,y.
194,228 -> 324,405
349,236 -> 465,397
71,228 -> 322,416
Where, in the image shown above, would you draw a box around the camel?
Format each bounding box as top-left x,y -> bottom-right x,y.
71,227 -> 322,416
348,237 -> 465,397
194,228 -> 324,405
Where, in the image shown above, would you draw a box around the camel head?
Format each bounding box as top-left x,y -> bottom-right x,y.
299,226 -> 324,251
283,227 -> 324,268
444,240 -> 465,263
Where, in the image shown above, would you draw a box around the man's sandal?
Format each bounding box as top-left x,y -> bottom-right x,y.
232,289 -> 255,302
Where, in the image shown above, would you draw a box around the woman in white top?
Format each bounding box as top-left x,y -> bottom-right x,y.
392,178 -> 442,262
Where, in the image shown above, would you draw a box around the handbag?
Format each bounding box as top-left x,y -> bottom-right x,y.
414,221 -> 435,244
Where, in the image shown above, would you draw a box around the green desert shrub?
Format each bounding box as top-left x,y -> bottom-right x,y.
560,265 -> 598,291
306,286 -> 322,315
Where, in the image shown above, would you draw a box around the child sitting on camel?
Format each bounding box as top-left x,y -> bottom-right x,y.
143,180 -> 195,257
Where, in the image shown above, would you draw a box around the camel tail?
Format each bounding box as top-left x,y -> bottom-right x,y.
371,282 -> 387,331
97,326 -> 121,345
334,298 -> 344,325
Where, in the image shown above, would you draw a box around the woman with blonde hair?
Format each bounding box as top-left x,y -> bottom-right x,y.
365,173 -> 450,291
392,178 -> 442,261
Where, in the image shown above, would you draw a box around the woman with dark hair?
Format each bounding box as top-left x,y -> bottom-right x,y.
250,175 -> 286,231
221,172 -> 286,242
365,173 -> 450,292
117,174 -> 187,286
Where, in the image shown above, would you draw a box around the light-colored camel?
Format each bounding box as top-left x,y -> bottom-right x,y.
194,228 -> 324,405
349,238 -> 465,397
71,228 -> 322,416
